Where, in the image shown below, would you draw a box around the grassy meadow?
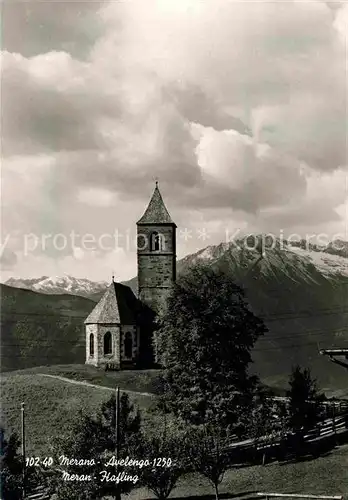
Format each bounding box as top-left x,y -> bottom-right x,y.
0,365 -> 158,455
127,444 -> 348,499
1,364 -> 348,498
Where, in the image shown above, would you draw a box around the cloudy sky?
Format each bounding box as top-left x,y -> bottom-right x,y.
1,0 -> 347,282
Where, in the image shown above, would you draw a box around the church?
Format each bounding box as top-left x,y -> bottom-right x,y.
84,182 -> 177,369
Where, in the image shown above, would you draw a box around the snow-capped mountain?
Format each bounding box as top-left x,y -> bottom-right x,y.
4,275 -> 108,298
180,236 -> 348,284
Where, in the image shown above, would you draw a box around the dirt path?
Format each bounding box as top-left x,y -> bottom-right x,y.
37,373 -> 155,398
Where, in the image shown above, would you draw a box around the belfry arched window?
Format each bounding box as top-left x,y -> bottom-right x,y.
89,333 -> 94,357
104,331 -> 112,355
150,232 -> 160,251
150,232 -> 164,251
124,332 -> 133,359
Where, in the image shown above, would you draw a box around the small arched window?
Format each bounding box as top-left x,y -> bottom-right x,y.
104,331 -> 112,355
150,232 -> 160,251
89,333 -> 94,358
150,232 -> 165,251
124,332 -> 133,359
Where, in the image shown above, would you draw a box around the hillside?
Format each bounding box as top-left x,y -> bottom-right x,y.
2,366 -> 348,498
0,284 -> 96,372
0,366 -> 155,455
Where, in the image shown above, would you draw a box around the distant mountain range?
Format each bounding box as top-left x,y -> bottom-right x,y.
5,237 -> 348,297
4,275 -> 108,299
182,236 -> 348,280
2,236 -> 348,393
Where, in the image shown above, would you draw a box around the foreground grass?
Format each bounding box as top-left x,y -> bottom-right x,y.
128,444 -> 348,499
2,365 -> 348,498
1,369 -> 156,455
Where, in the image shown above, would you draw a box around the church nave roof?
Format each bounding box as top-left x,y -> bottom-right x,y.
84,282 -> 138,325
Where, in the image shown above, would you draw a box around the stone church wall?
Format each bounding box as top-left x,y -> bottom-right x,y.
138,254 -> 175,287
98,324 -> 121,369
85,324 -> 98,367
120,325 -> 139,363
85,324 -> 121,369
137,224 -> 176,313
137,225 -> 175,253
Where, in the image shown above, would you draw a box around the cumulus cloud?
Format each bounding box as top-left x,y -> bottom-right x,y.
1,0 -> 347,280
258,167 -> 348,229
1,51 -> 114,155
194,125 -> 307,211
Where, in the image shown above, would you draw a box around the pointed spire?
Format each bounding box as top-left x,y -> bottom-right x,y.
137,183 -> 175,225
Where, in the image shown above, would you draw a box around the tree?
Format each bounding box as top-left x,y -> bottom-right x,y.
287,365 -> 324,432
49,412 -> 105,500
50,392 -> 142,500
0,427 -> 42,500
138,419 -> 187,500
285,366 -> 324,456
99,391 -> 142,454
0,427 -> 23,500
156,263 -> 267,432
185,424 -> 231,500
247,387 -> 287,465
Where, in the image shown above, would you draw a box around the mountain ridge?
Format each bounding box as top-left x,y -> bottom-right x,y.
4,236 -> 348,298
4,275 -> 108,298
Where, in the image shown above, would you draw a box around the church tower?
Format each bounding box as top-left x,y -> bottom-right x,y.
136,182 -> 176,314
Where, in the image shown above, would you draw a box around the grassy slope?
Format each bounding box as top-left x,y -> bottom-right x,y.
7,364 -> 162,393
129,445 -> 348,499
2,365 -> 348,498
0,366 -> 158,455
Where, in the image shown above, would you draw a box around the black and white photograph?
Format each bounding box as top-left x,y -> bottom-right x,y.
1,0 -> 348,499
